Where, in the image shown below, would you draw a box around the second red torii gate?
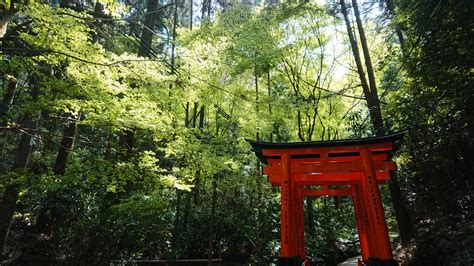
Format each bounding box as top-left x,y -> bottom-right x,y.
248,132 -> 404,266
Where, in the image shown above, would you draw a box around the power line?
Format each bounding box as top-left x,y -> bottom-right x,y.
100,17 -> 254,103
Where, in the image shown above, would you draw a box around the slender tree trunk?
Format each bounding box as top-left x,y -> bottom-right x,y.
306,198 -> 315,236
297,110 -> 305,142
172,190 -> 182,246
333,194 -> 340,209
0,81 -> 39,256
185,102 -> 190,127
340,0 -> 378,133
189,0 -> 193,30
267,70 -> 273,142
388,173 -> 411,246
192,102 -> 198,128
351,0 -> 384,134
53,112 -> 80,175
36,112 -> 80,235
385,0 -> 406,52
193,171 -> 201,206
120,130 -> 135,160
182,192 -> 192,230
202,0 -> 211,19
255,72 -> 260,140
207,179 -> 217,266
121,0 -> 160,160
0,76 -> 17,121
194,106 -> 205,204
341,0 -> 412,246
0,124 -> 35,254
0,2 -> 16,39
183,111 -> 204,224
91,2 -> 106,43
138,0 -> 159,57
199,106 -> 205,129
0,185 -> 18,257
170,0 -> 178,73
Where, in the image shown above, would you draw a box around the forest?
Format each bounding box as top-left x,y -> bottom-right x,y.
0,0 -> 472,265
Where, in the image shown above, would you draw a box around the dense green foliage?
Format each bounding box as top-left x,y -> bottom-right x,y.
0,0 -> 472,265
384,0 -> 474,264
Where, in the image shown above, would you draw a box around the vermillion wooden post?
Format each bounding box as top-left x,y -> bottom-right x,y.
351,184 -> 371,261
280,153 -> 290,257
360,148 -> 394,262
296,185 -> 306,259
248,131 -> 405,266
279,153 -> 293,259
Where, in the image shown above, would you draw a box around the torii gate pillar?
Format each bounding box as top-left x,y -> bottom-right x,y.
248,132 -> 405,266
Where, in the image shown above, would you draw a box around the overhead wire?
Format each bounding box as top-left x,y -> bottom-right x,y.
90,12 -> 256,136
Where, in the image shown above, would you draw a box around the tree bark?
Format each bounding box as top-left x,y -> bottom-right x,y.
170,0 -> 178,73
341,0 -> 412,246
0,76 -> 17,121
351,0 -> 384,134
0,80 -> 39,256
189,0 -> 193,29
202,0 -> 211,19
0,1 -> 16,39
255,72 -> 260,140
138,0 -> 159,57
267,70 -> 273,142
198,106 -> 205,129
53,112 -> 80,175
0,184 -> 19,258
388,174 -> 411,246
207,179 -> 217,266
172,190 -> 182,247
385,0 -> 406,52
121,0 -> 160,160
306,198 -> 315,236
340,0 -> 379,133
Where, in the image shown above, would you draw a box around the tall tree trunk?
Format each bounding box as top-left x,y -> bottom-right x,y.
53,112 -> 80,175
333,194 -> 340,209
91,2 -> 106,43
0,1 -> 16,40
198,106 -> 205,129
306,198 -> 315,236
385,0 -> 406,53
192,102 -> 198,128
182,192 -> 191,230
341,0 -> 412,246
202,0 -> 211,20
267,70 -> 273,142
121,0 -> 161,160
170,0 -> 178,73
36,112 -> 81,235
340,0 -> 379,134
388,173 -> 411,246
193,170 -> 201,206
0,81 -> 40,256
138,0 -> 159,57
351,0 -> 384,134
183,104 -> 205,229
189,0 -> 193,30
172,190 -> 182,247
207,179 -> 217,266
0,76 -> 17,121
255,72 -> 260,140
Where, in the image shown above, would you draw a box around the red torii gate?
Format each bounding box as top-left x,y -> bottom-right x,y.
248,132 -> 404,266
